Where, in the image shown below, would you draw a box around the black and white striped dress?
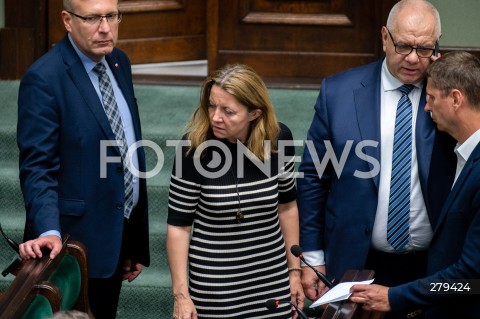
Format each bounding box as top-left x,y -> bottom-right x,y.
168,123 -> 297,318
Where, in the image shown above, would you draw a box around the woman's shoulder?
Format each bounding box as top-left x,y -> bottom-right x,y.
277,122 -> 293,140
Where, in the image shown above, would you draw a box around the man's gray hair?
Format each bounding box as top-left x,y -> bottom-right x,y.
63,0 -> 74,11
386,0 -> 441,38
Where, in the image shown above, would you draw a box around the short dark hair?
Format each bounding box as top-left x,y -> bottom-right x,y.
427,51 -> 480,110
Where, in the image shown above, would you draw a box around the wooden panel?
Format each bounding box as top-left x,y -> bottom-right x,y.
5,0 -> 479,83
47,0 -> 67,49
47,0 -> 207,64
241,0 -> 353,26
0,28 -> 36,79
208,0 -> 397,86
0,0 -> 48,79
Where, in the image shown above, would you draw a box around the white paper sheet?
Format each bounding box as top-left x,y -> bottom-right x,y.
310,279 -> 374,308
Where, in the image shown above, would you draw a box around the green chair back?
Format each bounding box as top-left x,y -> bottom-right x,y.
49,254 -> 81,310
20,295 -> 54,319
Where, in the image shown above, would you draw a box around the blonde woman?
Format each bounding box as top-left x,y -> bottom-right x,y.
167,64 -> 304,318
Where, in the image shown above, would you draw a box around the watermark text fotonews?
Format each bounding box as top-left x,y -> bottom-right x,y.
99,139 -> 381,179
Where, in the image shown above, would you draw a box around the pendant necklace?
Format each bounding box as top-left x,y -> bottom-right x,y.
230,167 -> 244,223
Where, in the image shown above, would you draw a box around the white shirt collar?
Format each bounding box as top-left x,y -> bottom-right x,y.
381,59 -> 422,93
455,128 -> 480,163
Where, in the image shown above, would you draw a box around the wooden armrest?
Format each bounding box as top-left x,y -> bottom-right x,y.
0,235 -> 93,319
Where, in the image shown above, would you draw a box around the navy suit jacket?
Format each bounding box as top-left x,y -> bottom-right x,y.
389,144 -> 480,319
17,35 -> 150,278
297,59 -> 456,281
389,142 -> 480,319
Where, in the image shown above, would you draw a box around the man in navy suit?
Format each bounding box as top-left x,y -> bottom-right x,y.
350,51 -> 480,319
16,0 -> 149,318
297,1 -> 456,315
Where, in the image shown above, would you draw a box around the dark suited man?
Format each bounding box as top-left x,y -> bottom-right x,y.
351,51 -> 480,319
297,1 -> 456,316
17,0 -> 149,318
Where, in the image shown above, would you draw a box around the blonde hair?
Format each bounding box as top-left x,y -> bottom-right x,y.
185,64 -> 280,160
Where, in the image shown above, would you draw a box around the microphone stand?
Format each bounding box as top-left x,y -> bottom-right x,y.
0,223 -> 23,277
265,299 -> 308,319
290,244 -> 334,288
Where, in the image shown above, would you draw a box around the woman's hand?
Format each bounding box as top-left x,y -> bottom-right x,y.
289,269 -> 305,319
173,292 -> 197,319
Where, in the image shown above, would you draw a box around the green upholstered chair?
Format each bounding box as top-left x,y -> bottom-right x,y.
0,236 -> 93,319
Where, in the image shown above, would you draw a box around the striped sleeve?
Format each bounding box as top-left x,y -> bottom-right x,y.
167,143 -> 201,226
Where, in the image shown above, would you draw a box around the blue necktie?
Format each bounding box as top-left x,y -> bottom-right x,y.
387,84 -> 414,251
93,63 -> 134,219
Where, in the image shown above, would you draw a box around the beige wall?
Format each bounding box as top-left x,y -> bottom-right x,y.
429,0 -> 480,47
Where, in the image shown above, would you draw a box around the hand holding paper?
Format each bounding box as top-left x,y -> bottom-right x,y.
310,279 -> 374,308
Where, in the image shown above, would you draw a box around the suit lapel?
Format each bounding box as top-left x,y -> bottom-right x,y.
354,61 -> 382,189
353,69 -> 438,197
434,143 -> 480,232
106,51 -> 145,168
415,87 -> 436,191
106,54 -> 143,143
59,37 -> 121,153
106,55 -> 131,108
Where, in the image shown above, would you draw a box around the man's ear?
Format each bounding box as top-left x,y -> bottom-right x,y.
249,109 -> 262,121
451,89 -> 464,111
381,26 -> 388,53
62,11 -> 73,32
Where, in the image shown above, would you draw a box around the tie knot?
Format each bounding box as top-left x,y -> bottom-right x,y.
93,62 -> 107,76
398,84 -> 414,96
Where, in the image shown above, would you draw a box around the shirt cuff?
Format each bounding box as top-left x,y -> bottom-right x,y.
301,250 -> 325,267
40,230 -> 62,239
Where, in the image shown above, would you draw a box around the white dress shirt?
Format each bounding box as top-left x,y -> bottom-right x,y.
370,60 -> 432,253
453,128 -> 480,186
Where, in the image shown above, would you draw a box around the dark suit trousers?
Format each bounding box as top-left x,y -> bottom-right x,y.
88,220 -> 130,319
88,264 -> 124,319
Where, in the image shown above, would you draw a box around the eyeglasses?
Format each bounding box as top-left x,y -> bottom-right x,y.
386,28 -> 437,58
67,11 -> 122,25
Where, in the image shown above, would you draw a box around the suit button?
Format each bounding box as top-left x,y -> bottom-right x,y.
364,228 -> 370,235
116,166 -> 123,173
116,204 -> 123,210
